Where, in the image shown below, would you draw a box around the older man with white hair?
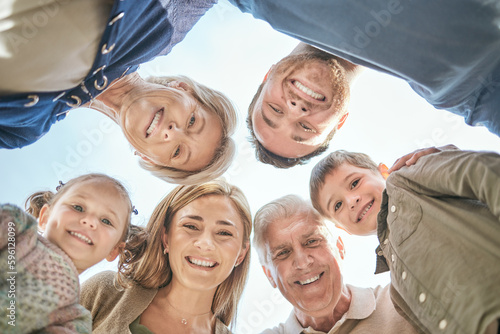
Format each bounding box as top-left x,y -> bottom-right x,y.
253,195 -> 417,334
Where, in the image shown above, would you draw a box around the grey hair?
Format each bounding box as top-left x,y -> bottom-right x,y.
138,75 -> 237,185
253,195 -> 334,265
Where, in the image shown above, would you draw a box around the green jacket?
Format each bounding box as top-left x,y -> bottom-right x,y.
376,150 -> 500,334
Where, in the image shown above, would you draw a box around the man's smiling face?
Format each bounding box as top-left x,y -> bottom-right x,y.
251,54 -> 349,158
263,214 -> 344,314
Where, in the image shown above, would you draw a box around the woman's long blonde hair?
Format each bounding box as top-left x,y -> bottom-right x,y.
117,179 -> 251,326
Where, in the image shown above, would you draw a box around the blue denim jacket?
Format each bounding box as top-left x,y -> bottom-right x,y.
0,0 -> 215,149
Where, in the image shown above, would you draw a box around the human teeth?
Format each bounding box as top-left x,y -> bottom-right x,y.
146,110 -> 161,136
293,81 -> 325,100
358,202 -> 373,222
299,274 -> 320,285
189,257 -> 216,268
70,231 -> 92,245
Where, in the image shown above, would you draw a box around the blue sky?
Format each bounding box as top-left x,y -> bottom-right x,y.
1,1 -> 499,332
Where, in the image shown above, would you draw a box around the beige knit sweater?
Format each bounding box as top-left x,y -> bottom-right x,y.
81,270 -> 231,333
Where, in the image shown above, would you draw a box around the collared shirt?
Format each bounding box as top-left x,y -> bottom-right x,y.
375,150 -> 500,334
261,284 -> 418,334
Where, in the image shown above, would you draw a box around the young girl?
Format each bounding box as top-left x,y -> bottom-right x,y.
0,173 -> 134,334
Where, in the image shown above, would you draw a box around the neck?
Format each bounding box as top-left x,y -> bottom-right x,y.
291,42 -> 364,85
294,285 -> 351,332
159,281 -> 216,318
88,72 -> 142,123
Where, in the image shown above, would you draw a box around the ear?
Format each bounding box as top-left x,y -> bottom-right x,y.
38,204 -> 51,232
236,241 -> 250,266
167,81 -> 192,93
106,242 -> 125,262
377,163 -> 390,180
336,236 -> 346,260
337,113 -> 349,130
161,228 -> 169,254
262,65 -> 275,83
134,151 -> 155,164
262,265 -> 277,288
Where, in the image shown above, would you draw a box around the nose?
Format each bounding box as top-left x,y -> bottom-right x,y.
162,122 -> 185,141
347,194 -> 360,210
81,215 -> 98,229
287,98 -> 309,116
194,232 -> 215,252
293,249 -> 313,269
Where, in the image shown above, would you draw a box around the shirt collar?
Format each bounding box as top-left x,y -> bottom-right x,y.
282,285 -> 377,333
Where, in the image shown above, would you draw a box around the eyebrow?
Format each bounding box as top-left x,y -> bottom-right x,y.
72,194 -> 120,221
179,215 -> 237,227
261,107 -> 278,129
326,172 -> 357,212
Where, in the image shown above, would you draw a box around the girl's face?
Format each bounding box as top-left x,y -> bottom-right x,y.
164,195 -> 249,293
39,179 -> 129,273
121,81 -> 223,172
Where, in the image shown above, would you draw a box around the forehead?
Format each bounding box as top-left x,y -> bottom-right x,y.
175,195 -> 241,223
265,214 -> 325,245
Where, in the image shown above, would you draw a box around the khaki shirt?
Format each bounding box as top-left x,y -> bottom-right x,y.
376,150 -> 500,334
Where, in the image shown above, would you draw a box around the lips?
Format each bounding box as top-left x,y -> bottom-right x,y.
186,256 -> 218,268
146,108 -> 163,138
292,80 -> 326,101
357,200 -> 374,222
69,231 -> 93,245
295,272 -> 324,286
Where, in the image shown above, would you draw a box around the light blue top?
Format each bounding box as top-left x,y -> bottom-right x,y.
230,0 -> 500,136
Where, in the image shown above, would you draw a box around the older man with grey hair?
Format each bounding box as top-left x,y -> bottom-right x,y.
253,195 -> 417,334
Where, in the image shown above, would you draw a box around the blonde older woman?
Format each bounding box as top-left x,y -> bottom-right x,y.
81,179 -> 251,333
0,0 -> 235,184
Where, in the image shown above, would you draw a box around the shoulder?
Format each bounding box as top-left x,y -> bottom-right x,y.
80,271 -> 122,313
215,318 -> 232,334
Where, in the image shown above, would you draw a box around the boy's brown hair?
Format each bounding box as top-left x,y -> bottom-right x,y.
310,150 -> 378,217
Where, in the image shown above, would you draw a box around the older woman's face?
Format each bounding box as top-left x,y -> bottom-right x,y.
121,82 -> 223,172
164,195 -> 248,293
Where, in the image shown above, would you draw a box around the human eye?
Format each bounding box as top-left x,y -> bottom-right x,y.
217,230 -> 233,237
188,113 -> 196,127
350,179 -> 360,189
274,249 -> 290,259
299,122 -> 316,133
173,146 -> 181,158
334,201 -> 342,212
72,204 -> 83,212
269,104 -> 283,114
101,218 -> 112,226
305,239 -> 319,246
183,223 -> 198,231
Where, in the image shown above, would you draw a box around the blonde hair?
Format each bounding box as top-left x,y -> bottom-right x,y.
310,150 -> 378,217
25,173 -> 133,241
118,179 -> 252,326
139,75 -> 237,185
253,195 -> 341,265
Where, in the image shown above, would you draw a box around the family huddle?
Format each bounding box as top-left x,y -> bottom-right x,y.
1,0 -> 499,333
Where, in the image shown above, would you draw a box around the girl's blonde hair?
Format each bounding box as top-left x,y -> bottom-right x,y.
25,173 -> 133,241
118,179 -> 252,327
139,75 -> 237,185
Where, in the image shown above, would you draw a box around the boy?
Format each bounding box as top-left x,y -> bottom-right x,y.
310,149 -> 500,334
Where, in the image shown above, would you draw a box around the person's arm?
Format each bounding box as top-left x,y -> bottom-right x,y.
0,204 -> 35,249
387,144 -> 459,173
389,150 -> 500,220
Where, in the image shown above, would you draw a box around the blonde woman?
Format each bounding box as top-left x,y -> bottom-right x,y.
81,179 -> 251,333
1,0 -> 236,185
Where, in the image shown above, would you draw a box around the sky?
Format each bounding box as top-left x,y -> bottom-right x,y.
1,1 -> 500,333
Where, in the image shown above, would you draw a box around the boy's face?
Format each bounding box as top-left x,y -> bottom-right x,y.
317,163 -> 386,235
